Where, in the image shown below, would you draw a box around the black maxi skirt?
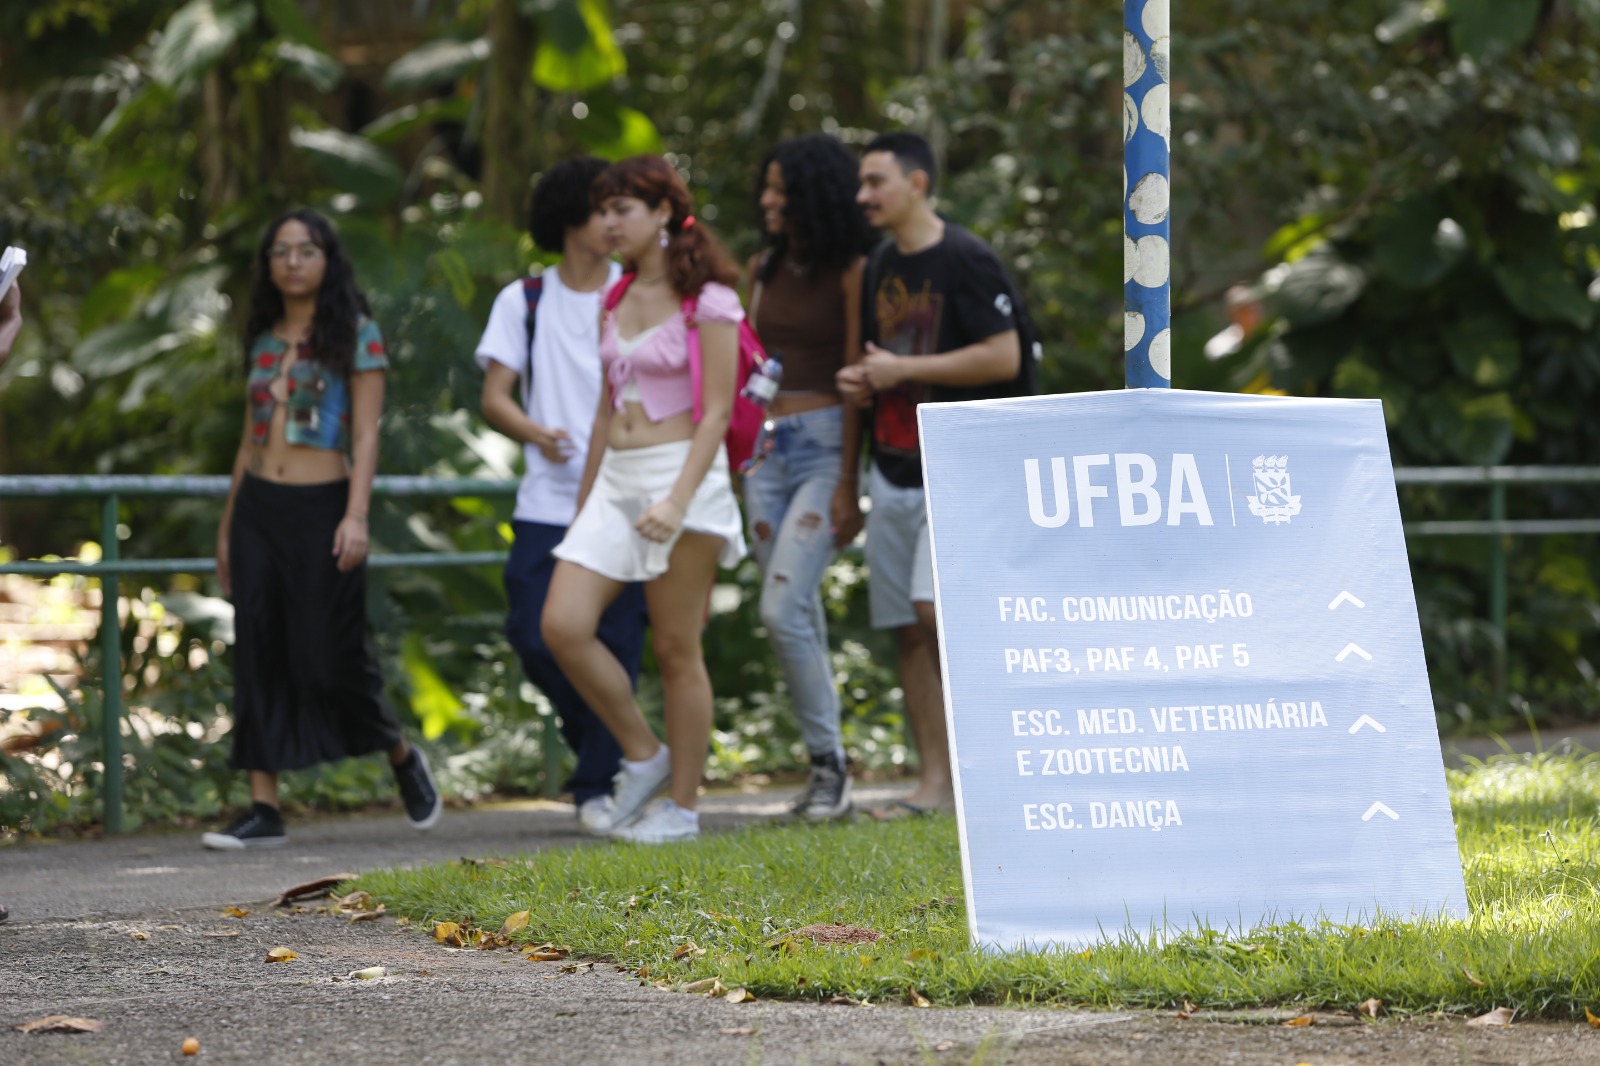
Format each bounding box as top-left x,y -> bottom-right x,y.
227,473 -> 402,772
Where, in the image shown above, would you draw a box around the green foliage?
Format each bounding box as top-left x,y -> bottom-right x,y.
354,751 -> 1600,1017
1216,3 -> 1600,729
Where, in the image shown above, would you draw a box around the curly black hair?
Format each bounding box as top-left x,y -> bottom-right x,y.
244,209 -> 370,375
528,156 -> 608,254
752,133 -> 877,281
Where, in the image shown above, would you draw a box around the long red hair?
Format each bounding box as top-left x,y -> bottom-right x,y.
592,155 -> 740,298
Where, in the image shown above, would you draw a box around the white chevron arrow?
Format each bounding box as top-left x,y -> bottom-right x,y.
1328,591 -> 1365,610
1348,714 -> 1386,734
1336,643 -> 1373,662
1362,802 -> 1399,822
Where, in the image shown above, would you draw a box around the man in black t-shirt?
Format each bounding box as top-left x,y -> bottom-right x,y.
837,131 -> 1021,819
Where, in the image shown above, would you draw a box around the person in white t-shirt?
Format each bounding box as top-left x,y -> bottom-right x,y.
476,156 -> 646,834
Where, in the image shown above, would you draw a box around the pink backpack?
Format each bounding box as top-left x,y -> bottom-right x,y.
603,274 -> 768,469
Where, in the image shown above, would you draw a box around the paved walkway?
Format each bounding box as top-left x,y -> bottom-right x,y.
3,744 -> 1595,1065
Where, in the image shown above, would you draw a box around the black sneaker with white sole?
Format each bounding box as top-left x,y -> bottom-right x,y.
794,755 -> 853,822
201,803 -> 287,850
393,748 -> 442,830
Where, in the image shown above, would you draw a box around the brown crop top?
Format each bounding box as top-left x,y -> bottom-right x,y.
751,254 -> 848,394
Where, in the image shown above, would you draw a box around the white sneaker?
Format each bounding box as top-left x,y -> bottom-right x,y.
611,799 -> 699,844
576,795 -> 616,836
608,749 -> 672,830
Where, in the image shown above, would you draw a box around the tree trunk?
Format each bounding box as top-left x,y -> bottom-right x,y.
483,0 -> 537,226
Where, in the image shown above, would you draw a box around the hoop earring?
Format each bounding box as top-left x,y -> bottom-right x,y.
659,226 -> 670,248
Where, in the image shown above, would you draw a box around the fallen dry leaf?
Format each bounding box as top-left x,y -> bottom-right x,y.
264,946 -> 299,963
1462,967 -> 1486,988
221,906 -> 250,919
934,1042 -> 955,1052
906,987 -> 932,1008
182,1036 -> 201,1055
524,942 -> 571,961
273,873 -> 356,908
14,1015 -> 104,1034
1467,1006 -> 1514,1028
1357,998 -> 1382,1019
202,931 -> 240,939
1586,1007 -> 1600,1029
904,948 -> 937,964
130,931 -> 149,941
561,962 -> 595,974
718,1026 -> 755,1035
683,977 -> 724,995
347,906 -> 386,924
825,995 -> 868,1007
673,941 -> 706,961
724,987 -> 754,1004
1282,1015 -> 1315,1028
347,966 -> 387,981
1175,1000 -> 1198,1019
566,887 -> 584,902
502,910 -> 530,936
432,922 -> 463,946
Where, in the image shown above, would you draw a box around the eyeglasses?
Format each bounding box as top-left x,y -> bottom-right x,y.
740,419 -> 778,475
268,244 -> 324,262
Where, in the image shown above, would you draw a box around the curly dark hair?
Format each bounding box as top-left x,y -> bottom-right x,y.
752,133 -> 877,282
244,209 -> 370,375
527,155 -> 608,254
592,156 -> 741,298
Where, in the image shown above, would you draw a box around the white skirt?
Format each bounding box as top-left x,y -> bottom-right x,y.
552,440 -> 747,582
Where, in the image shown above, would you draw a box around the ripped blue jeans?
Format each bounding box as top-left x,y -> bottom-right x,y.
742,405 -> 844,761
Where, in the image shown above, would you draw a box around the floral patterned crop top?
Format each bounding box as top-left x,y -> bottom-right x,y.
246,319 -> 388,452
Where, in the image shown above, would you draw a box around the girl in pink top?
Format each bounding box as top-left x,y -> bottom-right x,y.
544,156 -> 747,844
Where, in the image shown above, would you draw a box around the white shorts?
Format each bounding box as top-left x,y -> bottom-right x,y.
553,440 -> 747,583
864,463 -> 934,629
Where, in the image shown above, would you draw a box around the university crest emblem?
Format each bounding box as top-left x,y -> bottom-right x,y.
1246,454 -> 1302,525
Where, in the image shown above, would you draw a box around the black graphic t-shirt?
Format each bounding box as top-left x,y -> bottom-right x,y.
863,223 -> 1019,488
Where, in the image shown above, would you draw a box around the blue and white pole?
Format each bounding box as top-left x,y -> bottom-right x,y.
1124,0 -> 1171,388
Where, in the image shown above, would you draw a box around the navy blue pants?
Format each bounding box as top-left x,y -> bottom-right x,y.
504,520 -> 647,804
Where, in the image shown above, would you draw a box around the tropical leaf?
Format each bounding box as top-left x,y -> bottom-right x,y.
1491,254 -> 1594,329
1369,198 -> 1465,289
289,127 -> 404,204
576,106 -> 662,161
361,100 -> 471,146
1445,0 -> 1541,59
149,0 -> 256,91
1442,313 -> 1520,388
1262,246 -> 1366,327
274,41 -> 342,93
533,0 -> 625,92
261,0 -> 325,48
402,632 -> 477,741
384,37 -> 490,92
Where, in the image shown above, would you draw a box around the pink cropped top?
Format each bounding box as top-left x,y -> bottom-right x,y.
600,281 -> 744,422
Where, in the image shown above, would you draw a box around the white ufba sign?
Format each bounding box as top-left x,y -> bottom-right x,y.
917,389 -> 1467,952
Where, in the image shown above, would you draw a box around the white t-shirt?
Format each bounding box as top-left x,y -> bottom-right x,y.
475,263 -> 621,525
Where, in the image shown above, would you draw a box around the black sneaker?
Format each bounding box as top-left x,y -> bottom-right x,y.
0,901 -> 9,923
201,803 -> 287,850
792,755 -> 853,822
393,748 -> 442,830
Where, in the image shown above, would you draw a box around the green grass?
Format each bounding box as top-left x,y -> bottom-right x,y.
353,751 -> 1600,1018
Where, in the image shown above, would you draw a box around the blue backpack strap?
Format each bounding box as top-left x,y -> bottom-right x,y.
521,275 -> 544,409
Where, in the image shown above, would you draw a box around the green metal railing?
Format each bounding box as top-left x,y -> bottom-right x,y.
2,467 -> 1598,832
0,475 -> 533,833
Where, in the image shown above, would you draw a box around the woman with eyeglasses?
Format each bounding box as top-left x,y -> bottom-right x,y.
203,210 -> 440,849
742,134 -> 877,821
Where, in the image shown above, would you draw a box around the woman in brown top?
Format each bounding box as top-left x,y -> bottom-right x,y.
743,133 -> 876,821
